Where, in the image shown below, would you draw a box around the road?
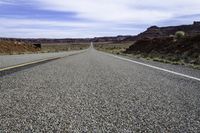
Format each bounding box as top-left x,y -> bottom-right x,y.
0,51 -> 85,68
0,48 -> 200,132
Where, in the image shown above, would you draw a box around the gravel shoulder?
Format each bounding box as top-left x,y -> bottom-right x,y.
106,52 -> 200,79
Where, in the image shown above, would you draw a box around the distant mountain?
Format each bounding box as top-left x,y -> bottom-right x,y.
137,21 -> 200,39
0,38 -> 91,44
0,35 -> 136,44
1,21 -> 200,44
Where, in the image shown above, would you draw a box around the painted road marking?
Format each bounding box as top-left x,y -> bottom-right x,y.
104,52 -> 200,82
0,50 -> 87,73
0,57 -> 60,72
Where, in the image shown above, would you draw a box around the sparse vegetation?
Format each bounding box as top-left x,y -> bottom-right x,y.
0,40 -> 90,55
94,42 -> 133,54
124,35 -> 200,69
94,34 -> 200,69
41,43 -> 90,53
0,40 -> 40,55
175,31 -> 185,40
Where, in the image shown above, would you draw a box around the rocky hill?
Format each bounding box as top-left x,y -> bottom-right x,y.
137,21 -> 200,39
1,21 -> 200,45
123,21 -> 200,69
125,34 -> 200,68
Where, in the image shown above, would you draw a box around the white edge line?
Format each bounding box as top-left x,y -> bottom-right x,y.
0,50 -> 87,72
0,57 -> 60,72
102,52 -> 200,82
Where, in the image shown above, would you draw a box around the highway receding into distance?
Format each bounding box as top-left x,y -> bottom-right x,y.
0,46 -> 200,132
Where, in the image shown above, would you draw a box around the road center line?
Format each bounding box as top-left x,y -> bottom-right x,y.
103,52 -> 200,82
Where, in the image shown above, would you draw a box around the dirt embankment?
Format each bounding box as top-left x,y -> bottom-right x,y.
0,40 -> 40,55
125,35 -> 200,68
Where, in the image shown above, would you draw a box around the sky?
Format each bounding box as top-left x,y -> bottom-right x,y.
0,0 -> 200,38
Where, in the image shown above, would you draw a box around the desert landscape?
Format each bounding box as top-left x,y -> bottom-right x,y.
95,21 -> 200,69
1,0 -> 200,132
1,21 -> 200,69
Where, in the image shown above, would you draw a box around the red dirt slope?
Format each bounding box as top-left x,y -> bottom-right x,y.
0,41 -> 40,55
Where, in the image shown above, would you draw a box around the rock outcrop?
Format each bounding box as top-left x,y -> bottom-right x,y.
137,21 -> 200,39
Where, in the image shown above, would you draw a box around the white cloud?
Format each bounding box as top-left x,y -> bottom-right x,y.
0,0 -> 23,5
35,0 -> 200,23
1,0 -> 200,37
0,18 -> 141,38
0,0 -> 13,4
0,26 -> 140,38
0,18 -> 95,28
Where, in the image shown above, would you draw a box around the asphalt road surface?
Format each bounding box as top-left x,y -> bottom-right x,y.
0,48 -> 200,132
0,51 -> 85,68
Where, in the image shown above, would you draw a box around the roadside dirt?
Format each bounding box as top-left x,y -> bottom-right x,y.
125,35 -> 200,68
0,40 -> 40,55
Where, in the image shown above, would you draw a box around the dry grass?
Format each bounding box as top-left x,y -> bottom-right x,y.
0,41 -> 90,55
94,41 -> 133,54
41,43 -> 90,53
0,40 -> 40,55
123,36 -> 200,70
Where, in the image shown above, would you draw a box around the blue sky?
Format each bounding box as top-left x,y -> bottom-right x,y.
0,0 -> 200,38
